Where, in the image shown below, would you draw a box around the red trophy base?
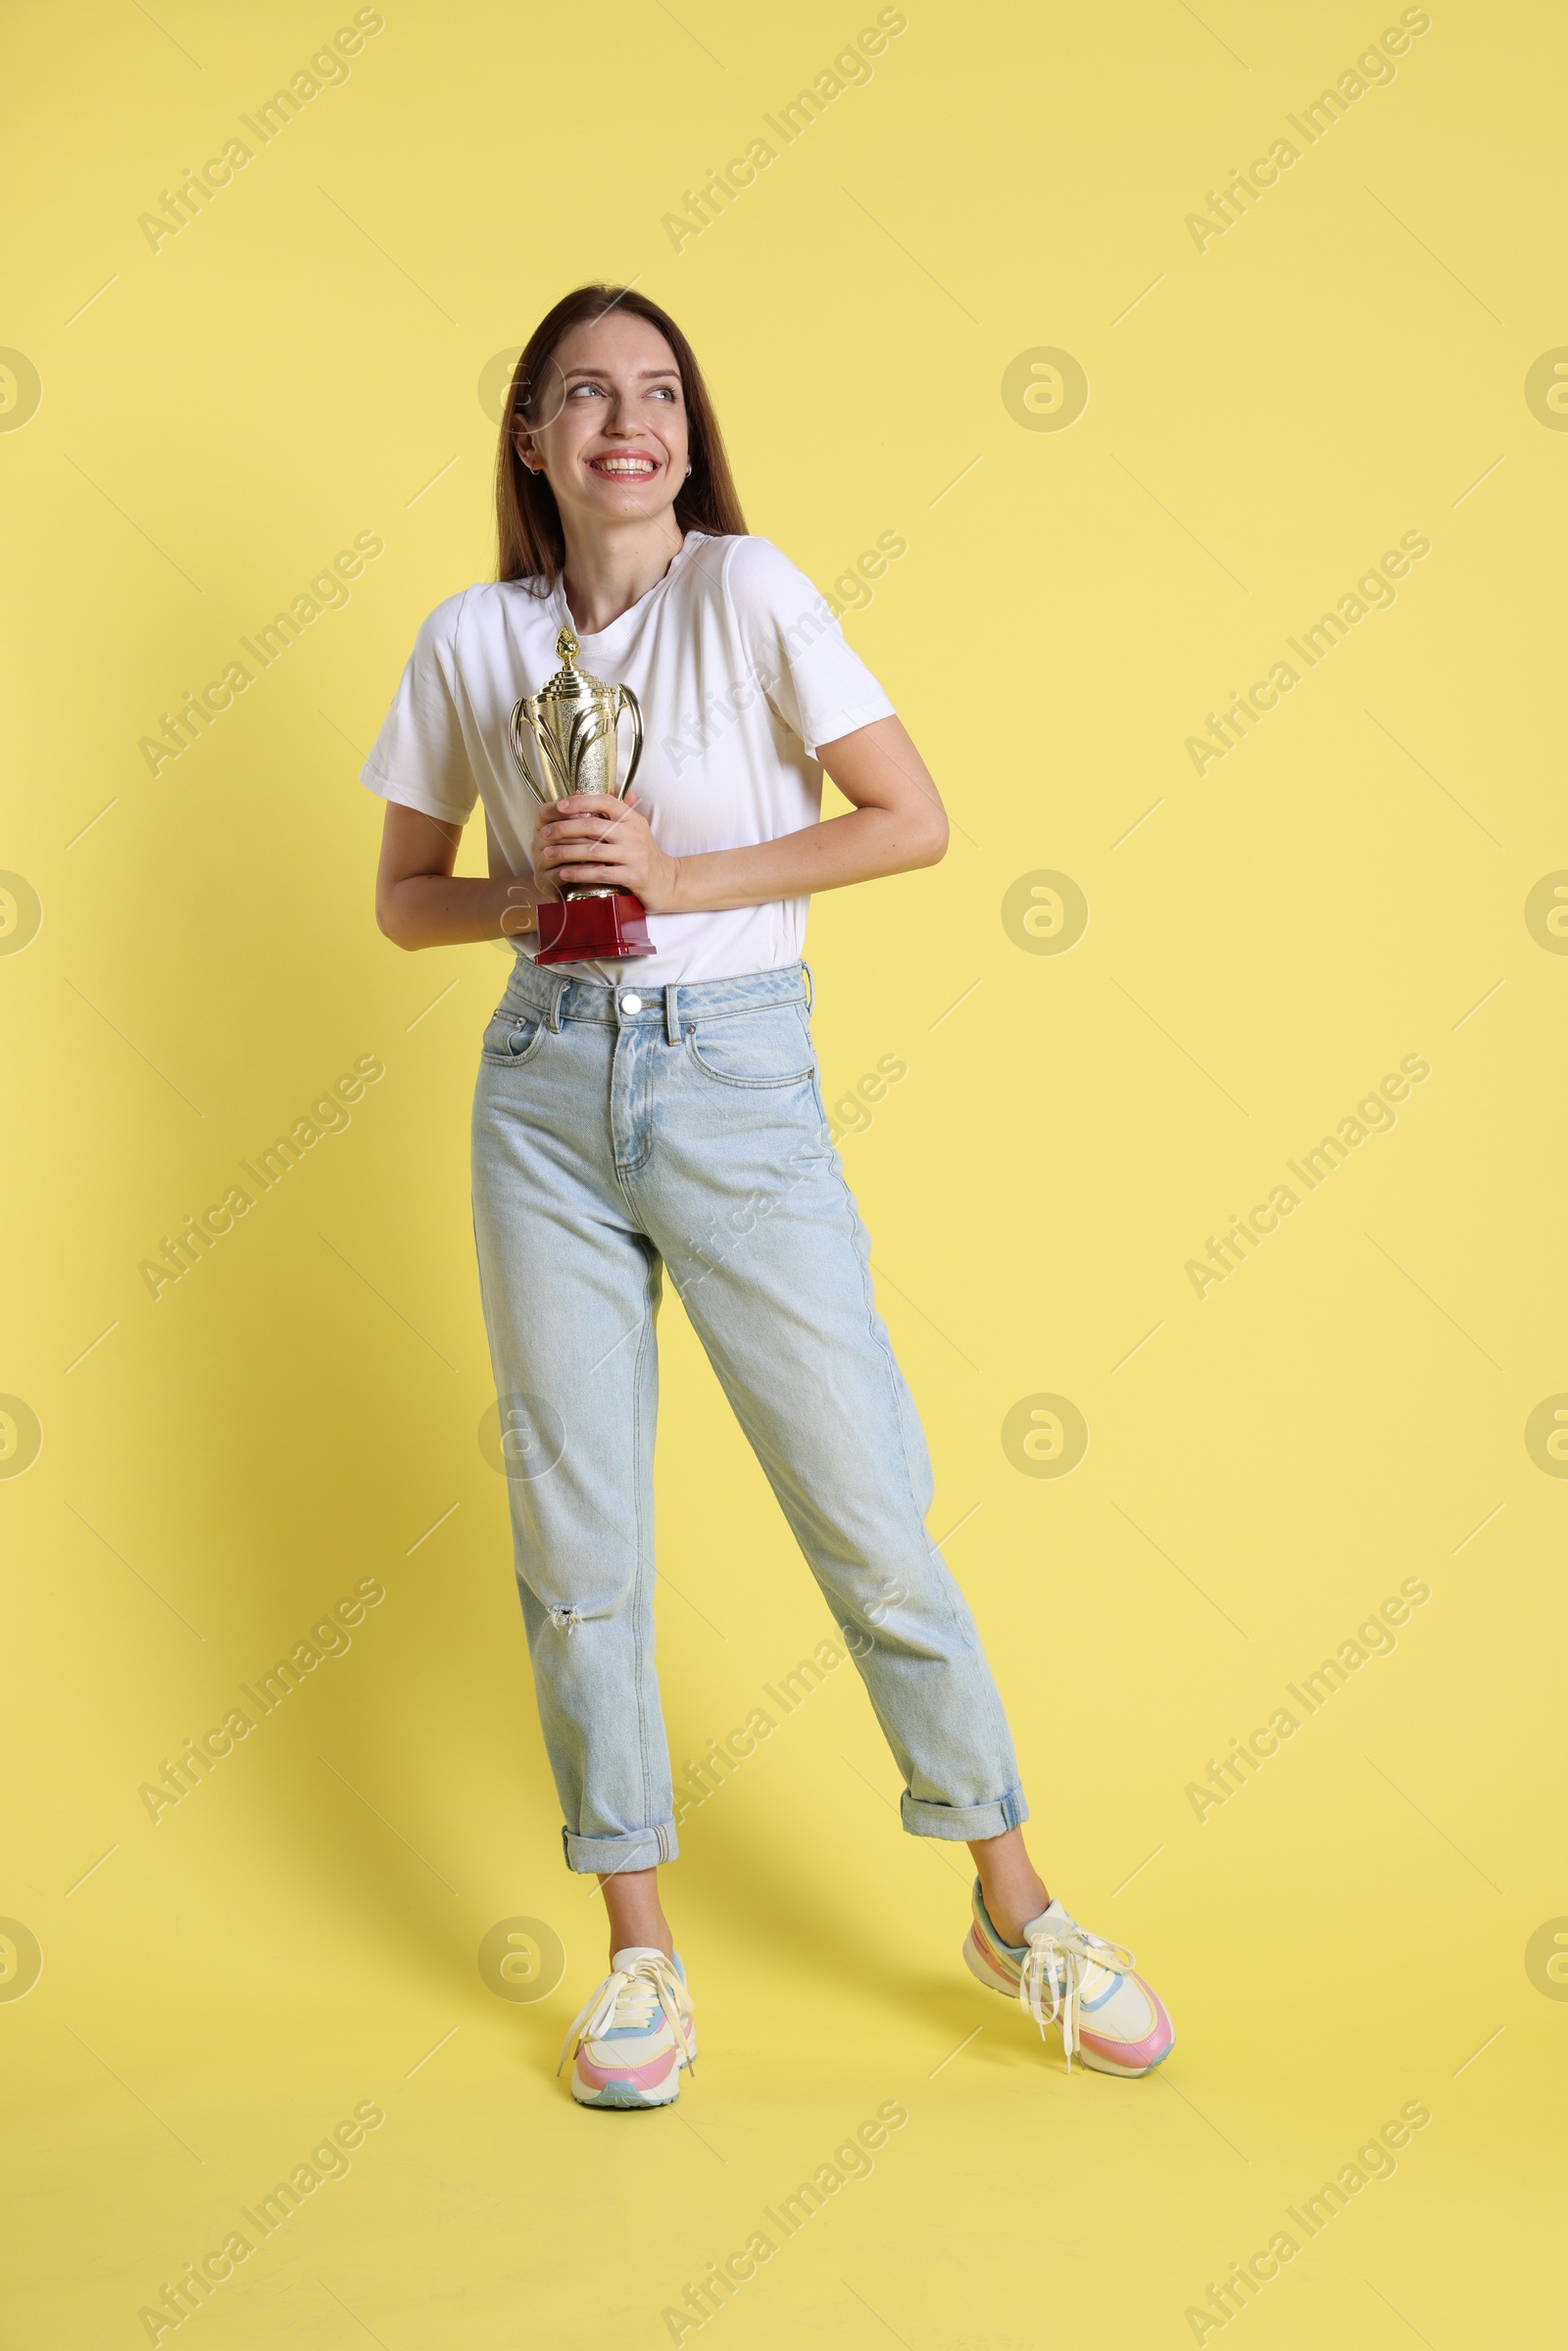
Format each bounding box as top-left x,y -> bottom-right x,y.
534,891 -> 654,966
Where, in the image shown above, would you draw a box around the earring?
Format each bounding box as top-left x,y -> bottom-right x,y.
684,464 -> 693,478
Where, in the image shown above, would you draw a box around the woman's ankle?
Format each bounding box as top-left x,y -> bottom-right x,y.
984,1887 -> 1050,1945
605,1925 -> 674,1963
967,1830 -> 1051,1944
598,1866 -> 673,1962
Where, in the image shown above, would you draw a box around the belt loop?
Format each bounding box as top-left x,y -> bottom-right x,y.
664,982 -> 680,1045
547,974 -> 566,1033
802,958 -> 814,1015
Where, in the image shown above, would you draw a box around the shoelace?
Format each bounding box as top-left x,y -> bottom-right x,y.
1018,1920 -> 1137,2073
556,1950 -> 697,2077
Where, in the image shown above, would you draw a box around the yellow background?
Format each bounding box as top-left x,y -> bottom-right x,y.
3,1 -> 1563,2342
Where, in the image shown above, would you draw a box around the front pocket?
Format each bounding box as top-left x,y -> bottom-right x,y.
479,1006 -> 547,1064
684,1006 -> 815,1089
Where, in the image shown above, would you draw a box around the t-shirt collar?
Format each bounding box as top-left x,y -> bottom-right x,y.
553,529 -> 703,645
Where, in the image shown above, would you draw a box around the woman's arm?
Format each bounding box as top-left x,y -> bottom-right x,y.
532,714 -> 949,914
373,713 -> 948,949
374,803 -> 546,952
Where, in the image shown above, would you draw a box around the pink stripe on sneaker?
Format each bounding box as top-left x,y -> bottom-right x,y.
968,1925 -> 1016,1987
1080,1987 -> 1173,2072
575,2047 -> 678,2092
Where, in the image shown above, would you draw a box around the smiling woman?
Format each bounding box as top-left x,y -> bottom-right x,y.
360,281 -> 1175,2112
495,287 -> 746,597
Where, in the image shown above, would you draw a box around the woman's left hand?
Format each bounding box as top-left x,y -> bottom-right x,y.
530,791 -> 683,913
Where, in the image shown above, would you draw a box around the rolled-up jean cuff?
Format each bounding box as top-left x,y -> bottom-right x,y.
900,1787 -> 1029,1842
562,1821 -> 679,1875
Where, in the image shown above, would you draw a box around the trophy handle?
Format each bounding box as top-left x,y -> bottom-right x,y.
508,698 -> 549,804
615,684 -> 644,799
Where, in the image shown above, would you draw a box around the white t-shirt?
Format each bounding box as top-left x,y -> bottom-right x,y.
361,531 -> 896,985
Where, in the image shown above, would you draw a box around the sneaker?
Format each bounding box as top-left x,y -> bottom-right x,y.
963,1882 -> 1174,2076
557,1946 -> 697,2109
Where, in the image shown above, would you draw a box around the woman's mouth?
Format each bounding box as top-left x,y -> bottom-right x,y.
586,453 -> 661,479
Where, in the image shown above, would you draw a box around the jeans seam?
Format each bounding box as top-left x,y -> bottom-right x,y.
678,993 -> 807,1027
479,1023 -> 549,1068
625,1269 -> 649,1834
565,1824 -> 676,1871
508,965 -> 807,1030
628,1244 -> 659,1838
902,1787 -> 1028,1837
683,1028 -> 816,1089
822,1123 -> 1018,1801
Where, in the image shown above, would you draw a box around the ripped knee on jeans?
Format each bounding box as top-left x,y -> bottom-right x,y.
546,1604 -> 583,1634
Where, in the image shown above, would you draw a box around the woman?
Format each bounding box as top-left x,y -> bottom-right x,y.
366,285 -> 1172,2107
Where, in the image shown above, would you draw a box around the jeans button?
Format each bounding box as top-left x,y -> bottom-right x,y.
620,994 -> 643,1014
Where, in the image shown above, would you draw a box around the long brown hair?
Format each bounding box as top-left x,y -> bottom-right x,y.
495,285 -> 747,591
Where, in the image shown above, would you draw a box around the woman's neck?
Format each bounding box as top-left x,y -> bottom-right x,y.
559,512 -> 685,636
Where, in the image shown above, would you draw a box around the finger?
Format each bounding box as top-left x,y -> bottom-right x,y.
554,860 -> 636,889
536,813 -> 621,842
539,796 -> 630,825
549,796 -> 631,825
536,846 -> 615,873
551,793 -> 619,816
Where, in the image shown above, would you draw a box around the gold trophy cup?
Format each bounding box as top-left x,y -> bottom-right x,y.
508,627 -> 653,965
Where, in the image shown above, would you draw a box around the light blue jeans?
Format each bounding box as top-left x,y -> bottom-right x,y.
470,956 -> 1027,1873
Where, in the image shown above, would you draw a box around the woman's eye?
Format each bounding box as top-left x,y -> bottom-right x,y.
649,386 -> 677,402
567,382 -> 604,399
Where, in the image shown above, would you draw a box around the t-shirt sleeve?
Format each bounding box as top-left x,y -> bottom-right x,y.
360,592 -> 479,824
725,536 -> 896,759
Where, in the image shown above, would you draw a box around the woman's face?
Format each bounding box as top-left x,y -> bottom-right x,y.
514,312 -> 689,534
